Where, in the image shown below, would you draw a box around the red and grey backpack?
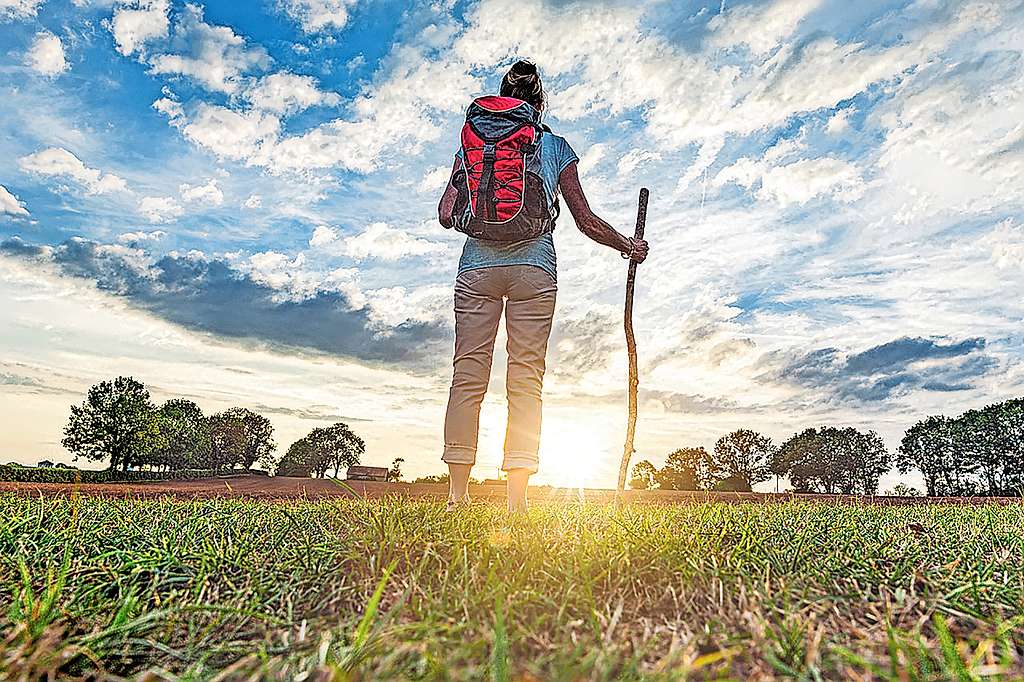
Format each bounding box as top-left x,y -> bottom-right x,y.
451,95 -> 559,241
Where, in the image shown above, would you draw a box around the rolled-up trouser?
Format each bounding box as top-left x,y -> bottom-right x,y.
442,264 -> 557,474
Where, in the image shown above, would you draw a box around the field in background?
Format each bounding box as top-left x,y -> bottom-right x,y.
2,475 -> 1023,506
2,492 -> 1022,680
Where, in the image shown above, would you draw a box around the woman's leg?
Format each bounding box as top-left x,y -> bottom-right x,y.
502,266 -> 557,510
442,268 -> 503,502
447,463 -> 473,505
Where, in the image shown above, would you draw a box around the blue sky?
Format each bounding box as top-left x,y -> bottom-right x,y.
1,0 -> 1022,488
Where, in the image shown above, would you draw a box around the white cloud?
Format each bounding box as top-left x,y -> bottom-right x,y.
617,149 -> 661,176
576,143 -> 607,177
340,222 -> 444,261
708,0 -> 823,55
18,147 -> 129,195
243,194 -> 262,209
25,31 -> 68,76
117,229 -> 166,243
980,220 -> 1024,270
244,72 -> 341,115
825,108 -> 853,135
107,0 -> 169,56
417,165 -> 450,193
0,0 -> 44,21
138,196 -> 183,223
180,103 -> 279,161
758,158 -> 866,207
0,185 -> 30,217
146,3 -> 270,94
308,224 -> 338,247
716,153 -> 865,208
152,95 -> 184,121
179,178 -> 223,205
278,0 -> 357,33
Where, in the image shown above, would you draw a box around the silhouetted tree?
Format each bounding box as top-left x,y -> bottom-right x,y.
629,460 -> 658,490
388,457 -> 404,482
711,430 -> 774,492
62,377 -> 163,471
655,447 -> 713,491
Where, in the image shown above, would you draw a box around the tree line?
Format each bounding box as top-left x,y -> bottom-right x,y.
635,399 -> 1023,497
60,376 -> 368,478
897,398 -> 1024,496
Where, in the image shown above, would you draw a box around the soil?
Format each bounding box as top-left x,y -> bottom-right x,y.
0,475 -> 1020,505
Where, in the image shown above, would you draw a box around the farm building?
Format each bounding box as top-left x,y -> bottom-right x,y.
346,465 -> 388,482
37,460 -> 55,468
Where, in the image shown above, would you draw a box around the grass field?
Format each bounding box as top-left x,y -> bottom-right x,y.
2,492 -> 1022,680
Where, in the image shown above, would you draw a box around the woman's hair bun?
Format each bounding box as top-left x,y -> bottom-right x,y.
509,60 -> 538,77
500,59 -> 545,110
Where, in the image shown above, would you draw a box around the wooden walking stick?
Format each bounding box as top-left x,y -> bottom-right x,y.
617,187 -> 649,498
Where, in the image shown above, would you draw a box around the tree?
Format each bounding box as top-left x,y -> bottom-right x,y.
61,377 -> 163,471
711,430 -> 774,492
307,423 -> 364,478
655,447 -> 713,491
217,407 -> 276,470
208,411 -> 247,474
152,399 -> 211,471
388,457 -> 404,482
629,460 -> 658,490
775,427 -> 890,495
275,437 -> 317,477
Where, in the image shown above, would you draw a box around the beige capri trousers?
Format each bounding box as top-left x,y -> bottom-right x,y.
442,264 -> 557,474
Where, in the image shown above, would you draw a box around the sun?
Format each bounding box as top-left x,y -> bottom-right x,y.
538,421 -> 610,491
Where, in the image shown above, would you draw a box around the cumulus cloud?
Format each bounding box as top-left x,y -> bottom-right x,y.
979,219 -> 1024,270
0,236 -> 447,364
417,165 -> 450,193
243,194 -> 262,209
278,0 -> 357,33
18,147 -> 129,195
138,196 -> 183,223
25,31 -> 67,76
178,103 -> 280,162
149,10 -> 269,94
179,178 -> 223,205
117,229 -> 166,243
107,0 -> 169,56
244,72 -> 341,115
339,222 -> 445,261
0,184 -> 30,217
716,154 -> 865,207
0,0 -> 44,21
708,0 -> 823,55
308,224 -> 338,247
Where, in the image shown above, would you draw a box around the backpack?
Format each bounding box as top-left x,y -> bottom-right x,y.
451,95 -> 559,241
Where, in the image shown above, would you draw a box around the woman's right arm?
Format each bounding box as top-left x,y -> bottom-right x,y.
437,157 -> 461,228
558,161 -> 649,262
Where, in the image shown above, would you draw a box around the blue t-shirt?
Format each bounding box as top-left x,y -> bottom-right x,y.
457,132 -> 578,282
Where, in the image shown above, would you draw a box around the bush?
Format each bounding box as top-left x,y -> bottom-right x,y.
0,465 -> 218,484
714,475 -> 752,493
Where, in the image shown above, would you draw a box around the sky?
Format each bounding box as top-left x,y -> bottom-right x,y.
1,0 -> 1022,490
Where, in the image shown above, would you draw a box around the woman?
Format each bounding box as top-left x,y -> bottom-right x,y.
437,60 -> 649,512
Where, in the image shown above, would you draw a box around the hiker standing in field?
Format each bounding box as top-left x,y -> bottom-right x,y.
438,60 -> 649,512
